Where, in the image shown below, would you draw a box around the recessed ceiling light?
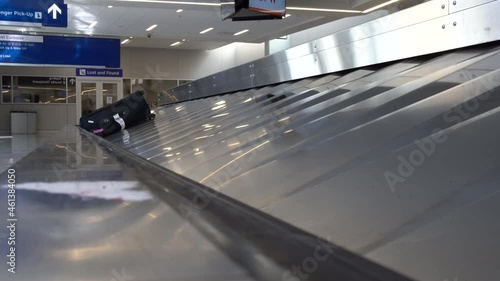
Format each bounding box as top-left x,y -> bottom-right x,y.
200,27 -> 214,34
146,24 -> 158,31
129,36 -> 134,39
88,21 -> 97,29
234,29 -> 249,36
121,39 -> 130,44
171,41 -> 181,46
363,0 -> 399,13
287,6 -> 361,13
181,39 -> 186,42
108,5 -> 113,8
176,9 -> 183,13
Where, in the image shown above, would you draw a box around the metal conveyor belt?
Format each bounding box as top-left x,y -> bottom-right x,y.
106,44 -> 500,281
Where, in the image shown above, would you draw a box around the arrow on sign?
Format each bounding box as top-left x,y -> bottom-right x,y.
69,78 -> 76,85
48,4 -> 62,20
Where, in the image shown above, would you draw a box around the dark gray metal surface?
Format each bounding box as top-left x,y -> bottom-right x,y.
108,44 -> 500,281
0,126 -> 253,281
0,126 -> 417,281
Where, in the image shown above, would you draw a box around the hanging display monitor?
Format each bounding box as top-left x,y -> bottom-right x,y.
221,0 -> 286,21
248,0 -> 286,16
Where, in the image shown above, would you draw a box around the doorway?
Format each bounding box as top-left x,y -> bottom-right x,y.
76,79 -> 123,120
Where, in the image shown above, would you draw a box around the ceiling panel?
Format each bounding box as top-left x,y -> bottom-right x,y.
0,0 -> 412,50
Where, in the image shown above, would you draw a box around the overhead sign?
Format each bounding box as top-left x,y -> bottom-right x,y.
0,34 -> 120,67
0,34 -> 44,64
77,68 -> 124,78
221,0 -> 285,21
0,0 -> 68,27
17,76 -> 66,87
0,34 -> 43,43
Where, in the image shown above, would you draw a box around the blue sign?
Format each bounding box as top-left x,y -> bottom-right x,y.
0,34 -> 120,67
0,0 -> 67,27
77,68 -> 123,78
45,36 -> 120,67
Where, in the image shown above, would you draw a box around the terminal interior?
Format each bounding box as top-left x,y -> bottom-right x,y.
1,1 -> 500,281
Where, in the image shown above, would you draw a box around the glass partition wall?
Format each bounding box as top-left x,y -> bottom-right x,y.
0,75 -> 190,105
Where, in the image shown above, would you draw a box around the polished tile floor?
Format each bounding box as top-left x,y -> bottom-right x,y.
0,132 -> 57,175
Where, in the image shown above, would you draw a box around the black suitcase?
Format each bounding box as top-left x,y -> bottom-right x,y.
80,91 -> 155,137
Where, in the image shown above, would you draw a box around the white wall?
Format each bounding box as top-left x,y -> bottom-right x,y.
121,42 -> 266,80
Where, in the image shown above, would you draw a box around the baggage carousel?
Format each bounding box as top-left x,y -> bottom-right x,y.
3,1 -> 500,278
106,44 -> 500,281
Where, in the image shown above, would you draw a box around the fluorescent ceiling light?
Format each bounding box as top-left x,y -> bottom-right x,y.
363,0 -> 399,13
121,39 -> 130,44
200,27 -> 214,34
115,0 -> 220,6
113,0 -> 358,12
108,5 -> 113,8
284,14 -> 292,18
146,24 -> 158,31
287,6 -> 361,13
171,41 -> 181,46
234,29 -> 249,36
176,9 -> 183,12
88,21 -> 97,28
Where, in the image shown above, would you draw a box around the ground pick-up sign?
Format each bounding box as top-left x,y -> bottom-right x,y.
0,0 -> 67,27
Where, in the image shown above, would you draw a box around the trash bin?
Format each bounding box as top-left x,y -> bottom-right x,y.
10,111 -> 37,134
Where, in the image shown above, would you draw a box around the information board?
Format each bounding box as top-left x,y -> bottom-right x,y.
0,34 -> 120,67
